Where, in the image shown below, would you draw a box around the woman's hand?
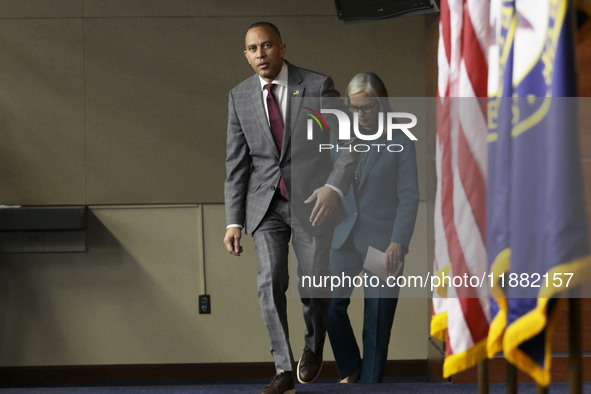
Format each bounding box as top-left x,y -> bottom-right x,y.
384,242 -> 403,276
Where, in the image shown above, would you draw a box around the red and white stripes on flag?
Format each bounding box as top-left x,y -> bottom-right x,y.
431,0 -> 490,377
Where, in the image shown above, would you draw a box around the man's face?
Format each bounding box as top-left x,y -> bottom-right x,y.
244,26 -> 286,83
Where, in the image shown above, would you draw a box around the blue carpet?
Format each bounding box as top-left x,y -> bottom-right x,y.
0,381 -> 588,393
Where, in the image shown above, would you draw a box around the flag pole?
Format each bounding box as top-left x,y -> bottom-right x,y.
537,384 -> 548,394
569,297 -> 582,394
507,360 -> 517,394
478,359 -> 489,394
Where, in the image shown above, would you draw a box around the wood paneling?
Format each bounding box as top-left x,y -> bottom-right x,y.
452,357 -> 591,384
584,162 -> 591,247
576,24 -> 591,97
552,298 -> 591,352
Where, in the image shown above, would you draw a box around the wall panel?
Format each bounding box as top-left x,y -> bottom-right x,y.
84,17 -> 234,204
0,19 -> 85,205
0,0 -> 82,18
1,7 -> 427,205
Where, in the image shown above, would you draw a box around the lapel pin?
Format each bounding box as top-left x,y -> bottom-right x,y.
293,90 -> 299,96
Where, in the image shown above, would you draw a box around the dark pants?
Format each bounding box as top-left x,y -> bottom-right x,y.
327,243 -> 401,383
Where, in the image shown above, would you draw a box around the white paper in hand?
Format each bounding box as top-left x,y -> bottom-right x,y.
363,246 -> 403,282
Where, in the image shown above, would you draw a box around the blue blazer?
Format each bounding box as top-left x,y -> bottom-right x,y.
331,130 -> 419,256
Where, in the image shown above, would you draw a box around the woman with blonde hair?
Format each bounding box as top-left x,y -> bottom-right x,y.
327,72 -> 419,383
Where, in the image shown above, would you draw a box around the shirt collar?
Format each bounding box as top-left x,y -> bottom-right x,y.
258,62 -> 288,91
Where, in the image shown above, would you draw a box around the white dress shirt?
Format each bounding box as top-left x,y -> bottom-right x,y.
259,62 -> 288,127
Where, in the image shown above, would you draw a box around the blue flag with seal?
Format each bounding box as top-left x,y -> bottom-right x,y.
487,0 -> 591,386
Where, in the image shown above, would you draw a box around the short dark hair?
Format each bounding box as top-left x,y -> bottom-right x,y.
247,21 -> 282,41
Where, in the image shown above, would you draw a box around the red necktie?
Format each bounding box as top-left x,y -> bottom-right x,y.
264,83 -> 288,200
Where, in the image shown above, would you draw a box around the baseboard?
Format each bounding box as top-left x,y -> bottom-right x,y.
0,360 -> 427,387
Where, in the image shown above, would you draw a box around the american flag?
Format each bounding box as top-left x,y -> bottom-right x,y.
431,0 -> 490,377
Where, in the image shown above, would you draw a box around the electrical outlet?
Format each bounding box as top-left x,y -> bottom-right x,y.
199,294 -> 211,314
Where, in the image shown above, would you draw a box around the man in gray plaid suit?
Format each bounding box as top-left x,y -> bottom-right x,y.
223,22 -> 357,394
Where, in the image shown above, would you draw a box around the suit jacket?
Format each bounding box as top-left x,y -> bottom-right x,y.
224,62 -> 357,236
331,132 -> 419,256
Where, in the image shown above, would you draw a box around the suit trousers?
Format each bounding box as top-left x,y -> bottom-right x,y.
327,243 -> 401,383
253,195 -> 332,372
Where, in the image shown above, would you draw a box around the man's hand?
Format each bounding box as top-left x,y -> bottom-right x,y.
384,242 -> 403,276
224,227 -> 244,256
304,185 -> 338,226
